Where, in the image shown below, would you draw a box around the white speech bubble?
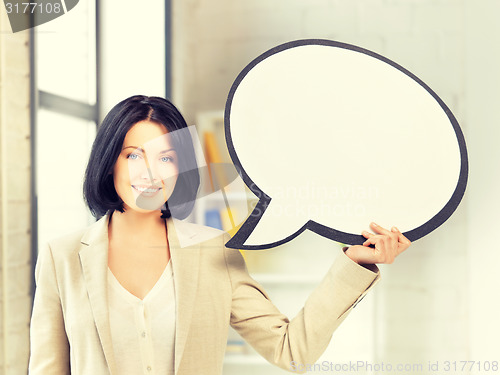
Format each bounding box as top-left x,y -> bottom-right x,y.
224,40 -> 468,250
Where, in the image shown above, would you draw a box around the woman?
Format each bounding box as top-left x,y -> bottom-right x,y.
29,95 -> 411,375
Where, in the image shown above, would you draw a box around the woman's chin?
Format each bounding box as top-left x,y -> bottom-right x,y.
132,196 -> 166,213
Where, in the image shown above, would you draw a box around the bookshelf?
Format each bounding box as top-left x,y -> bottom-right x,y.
190,110 -> 257,232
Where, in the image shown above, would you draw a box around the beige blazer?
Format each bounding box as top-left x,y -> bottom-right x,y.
29,213 -> 380,375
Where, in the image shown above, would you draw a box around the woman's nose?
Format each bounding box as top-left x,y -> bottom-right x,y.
140,167 -> 156,182
140,158 -> 161,183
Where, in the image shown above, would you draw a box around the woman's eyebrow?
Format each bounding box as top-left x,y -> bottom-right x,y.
122,146 -> 176,153
122,146 -> 145,152
159,149 -> 176,154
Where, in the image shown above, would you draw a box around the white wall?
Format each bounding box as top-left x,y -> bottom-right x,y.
464,0 -> 500,360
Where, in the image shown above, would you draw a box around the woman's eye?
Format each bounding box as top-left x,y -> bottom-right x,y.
161,156 -> 173,163
127,153 -> 140,160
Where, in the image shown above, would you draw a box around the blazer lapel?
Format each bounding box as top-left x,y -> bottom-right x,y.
77,213 -> 202,375
78,213 -> 117,375
166,218 -> 200,375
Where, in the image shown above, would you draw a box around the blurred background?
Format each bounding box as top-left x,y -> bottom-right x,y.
1,0 -> 499,373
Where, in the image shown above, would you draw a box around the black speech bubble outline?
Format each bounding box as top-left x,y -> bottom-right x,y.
224,39 -> 468,250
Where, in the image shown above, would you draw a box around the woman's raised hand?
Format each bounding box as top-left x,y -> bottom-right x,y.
344,222 -> 411,265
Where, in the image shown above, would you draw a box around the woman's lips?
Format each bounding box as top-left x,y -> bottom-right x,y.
132,185 -> 162,197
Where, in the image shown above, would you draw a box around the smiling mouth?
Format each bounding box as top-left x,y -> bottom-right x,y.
132,185 -> 162,194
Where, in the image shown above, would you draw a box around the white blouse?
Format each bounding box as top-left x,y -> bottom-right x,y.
107,260 -> 176,375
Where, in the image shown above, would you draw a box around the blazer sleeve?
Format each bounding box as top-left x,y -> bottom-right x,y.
224,236 -> 380,373
29,242 -> 71,375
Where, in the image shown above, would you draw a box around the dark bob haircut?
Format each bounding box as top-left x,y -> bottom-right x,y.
83,95 -> 200,220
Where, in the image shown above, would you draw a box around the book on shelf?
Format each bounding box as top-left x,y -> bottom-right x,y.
204,207 -> 243,234
204,131 -> 230,191
201,127 -> 249,262
204,209 -> 223,231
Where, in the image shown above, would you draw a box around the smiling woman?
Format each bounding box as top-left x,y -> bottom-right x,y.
28,95 -> 408,375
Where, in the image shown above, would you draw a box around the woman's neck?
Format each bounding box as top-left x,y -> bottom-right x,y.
108,208 -> 167,245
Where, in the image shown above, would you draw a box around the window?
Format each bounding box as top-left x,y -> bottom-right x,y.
34,0 -> 97,252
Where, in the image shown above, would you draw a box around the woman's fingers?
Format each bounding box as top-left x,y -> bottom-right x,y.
364,223 -> 397,246
362,235 -> 381,247
362,222 -> 394,240
346,223 -> 412,265
362,230 -> 373,239
391,226 -> 412,253
396,228 -> 411,245
370,222 -> 392,236
368,223 -> 398,246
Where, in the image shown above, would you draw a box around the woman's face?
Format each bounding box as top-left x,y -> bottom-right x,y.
113,120 -> 179,213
